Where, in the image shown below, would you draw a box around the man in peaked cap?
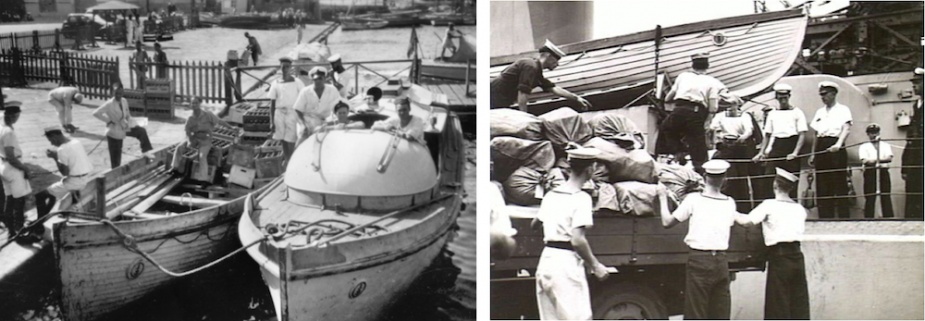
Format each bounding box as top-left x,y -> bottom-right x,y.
659,159 -> 753,319
737,167 -> 810,319
902,67 -> 924,219
267,56 -> 305,162
754,83 -> 808,198
293,66 -> 341,144
34,126 -> 93,218
532,147 -> 610,320
490,39 -> 592,112
658,51 -> 737,175
808,80 -> 853,219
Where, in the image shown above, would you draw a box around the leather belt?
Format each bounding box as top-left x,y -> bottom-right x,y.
69,173 -> 89,178
545,241 -> 574,251
690,248 -> 726,256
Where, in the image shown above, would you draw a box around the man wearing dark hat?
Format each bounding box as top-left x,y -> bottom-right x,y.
532,147 -> 609,320
808,81 -> 852,219
858,123 -> 894,218
34,126 -> 93,217
293,66 -> 341,144
490,39 -> 592,112
659,159 -> 747,319
737,168 -> 810,319
267,57 -> 305,162
0,105 -> 32,238
753,83 -> 808,198
658,51 -> 738,175
902,67 -> 924,219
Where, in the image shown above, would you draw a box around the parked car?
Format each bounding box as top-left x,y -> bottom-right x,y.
62,13 -> 113,40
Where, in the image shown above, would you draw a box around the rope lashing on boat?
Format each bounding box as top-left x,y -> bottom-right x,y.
311,125 -> 330,171
262,219 -> 388,244
98,219 -> 269,278
377,132 -> 402,173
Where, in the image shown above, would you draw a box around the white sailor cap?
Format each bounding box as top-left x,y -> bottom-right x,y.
703,159 -> 730,175
309,66 -> 327,79
775,167 -> 798,183
773,83 -> 792,94
540,39 -> 566,59
818,81 -> 840,92
691,51 -> 710,61
44,125 -> 64,135
914,67 -> 924,79
566,147 -> 601,160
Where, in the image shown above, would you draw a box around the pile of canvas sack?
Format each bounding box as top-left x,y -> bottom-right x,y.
490,107 -> 705,216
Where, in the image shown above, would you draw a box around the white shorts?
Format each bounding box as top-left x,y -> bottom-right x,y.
0,161 -> 33,198
48,175 -> 90,199
535,247 -> 592,320
272,109 -> 299,143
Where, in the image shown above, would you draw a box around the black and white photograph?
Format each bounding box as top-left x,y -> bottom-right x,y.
489,0 -> 923,319
0,0 -> 476,320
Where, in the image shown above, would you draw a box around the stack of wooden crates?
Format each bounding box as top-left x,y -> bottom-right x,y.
144,79 -> 175,120
224,100 -> 283,189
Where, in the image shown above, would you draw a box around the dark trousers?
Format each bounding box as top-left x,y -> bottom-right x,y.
2,195 -> 26,235
904,145 -> 923,219
764,242 -> 810,320
767,135 -> 801,199
107,127 -> 154,168
657,102 -> 709,173
251,51 -> 259,65
714,141 -> 754,212
863,168 -> 894,218
685,252 -> 731,320
35,190 -> 57,217
815,137 -> 850,219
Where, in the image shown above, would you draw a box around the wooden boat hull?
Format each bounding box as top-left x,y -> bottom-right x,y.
239,185 -> 462,321
50,146 -> 277,321
489,9 -> 808,114
341,19 -> 388,31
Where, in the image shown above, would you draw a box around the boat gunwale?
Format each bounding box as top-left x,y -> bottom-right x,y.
489,8 -> 805,66
241,192 -> 460,280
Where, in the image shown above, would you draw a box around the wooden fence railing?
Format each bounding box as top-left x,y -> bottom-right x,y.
129,57 -> 225,103
0,48 -> 118,100
0,29 -> 77,52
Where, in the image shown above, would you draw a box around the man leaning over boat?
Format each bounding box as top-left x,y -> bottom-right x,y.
372,96 -> 426,144
34,126 -> 93,219
490,40 -> 592,113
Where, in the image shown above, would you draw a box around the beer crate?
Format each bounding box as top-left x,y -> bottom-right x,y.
145,95 -> 174,120
255,151 -> 284,179
226,102 -> 255,124
144,79 -> 175,94
240,131 -> 271,146
258,139 -> 283,153
124,89 -> 146,116
243,107 -> 272,132
229,144 -> 256,168
228,165 -> 256,189
213,125 -> 244,143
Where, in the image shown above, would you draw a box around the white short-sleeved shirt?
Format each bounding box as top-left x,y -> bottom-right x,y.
745,199 -> 806,246
49,86 -> 80,103
710,112 -> 754,138
57,139 -> 93,176
811,103 -> 853,137
372,115 -> 427,144
671,193 -> 736,250
293,84 -> 341,122
858,141 -> 894,169
764,108 -> 808,138
0,124 -> 23,159
266,79 -> 305,110
671,71 -> 727,106
537,189 -> 594,243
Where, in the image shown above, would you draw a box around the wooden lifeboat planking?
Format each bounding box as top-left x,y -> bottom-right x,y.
489,9 -> 808,113
51,145 -> 281,321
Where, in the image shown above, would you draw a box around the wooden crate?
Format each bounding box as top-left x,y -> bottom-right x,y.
243,107 -> 272,132
254,151 -> 284,179
229,144 -> 256,168
144,79 -> 175,94
258,139 -> 283,153
228,165 -> 256,188
213,125 -> 244,143
240,131 -> 271,146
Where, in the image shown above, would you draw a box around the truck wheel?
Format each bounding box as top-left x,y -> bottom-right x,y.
592,284 -> 667,320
